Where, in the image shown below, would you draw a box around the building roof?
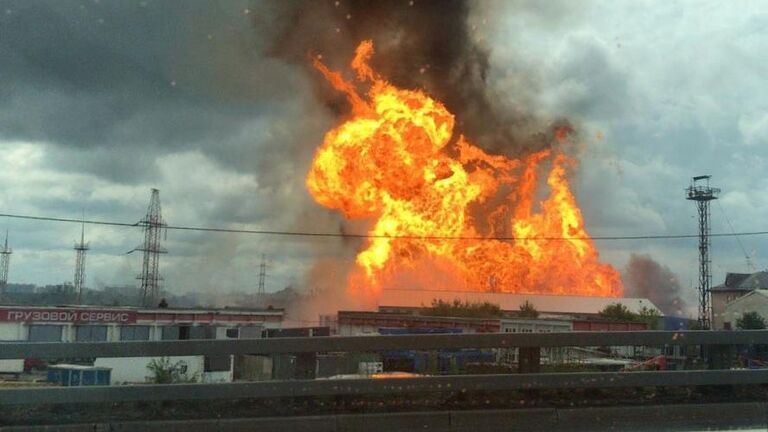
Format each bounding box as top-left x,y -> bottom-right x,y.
726,272 -> 751,287
0,304 -> 283,315
49,364 -> 111,371
735,272 -> 768,290
338,310 -> 501,332
725,289 -> 768,309
379,289 -> 662,316
712,271 -> 768,292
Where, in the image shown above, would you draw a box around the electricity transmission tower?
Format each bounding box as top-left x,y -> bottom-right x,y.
0,231 -> 11,302
257,254 -> 267,306
132,189 -> 167,307
686,175 -> 720,329
73,219 -> 89,304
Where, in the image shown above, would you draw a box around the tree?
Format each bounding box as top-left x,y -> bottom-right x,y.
421,299 -> 502,319
598,303 -> 637,322
737,311 -> 767,330
637,306 -> 662,330
146,357 -> 198,384
518,301 -> 539,319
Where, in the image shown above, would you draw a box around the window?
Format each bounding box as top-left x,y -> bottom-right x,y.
28,325 -> 63,342
161,325 -> 215,340
189,325 -> 216,340
204,355 -> 231,372
161,326 -> 180,340
120,325 -> 150,341
225,328 -> 239,339
239,326 -> 262,339
75,325 -> 107,342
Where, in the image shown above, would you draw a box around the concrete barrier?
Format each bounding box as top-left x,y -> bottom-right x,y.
5,402 -> 767,432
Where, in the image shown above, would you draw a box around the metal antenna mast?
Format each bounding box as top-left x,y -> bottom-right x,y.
133,189 -> 167,307
686,175 -> 720,329
73,216 -> 89,304
0,231 -> 11,302
257,253 -> 266,306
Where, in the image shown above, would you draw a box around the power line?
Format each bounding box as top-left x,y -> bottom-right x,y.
716,200 -> 756,270
3,211 -> 768,242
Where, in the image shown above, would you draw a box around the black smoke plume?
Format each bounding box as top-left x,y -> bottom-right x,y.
254,0 -> 552,156
624,253 -> 689,317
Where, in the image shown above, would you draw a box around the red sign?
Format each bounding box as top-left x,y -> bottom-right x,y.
0,308 -> 137,324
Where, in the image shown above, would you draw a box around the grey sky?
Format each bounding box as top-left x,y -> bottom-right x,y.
480,0 -> 768,289
1,0 -> 767,314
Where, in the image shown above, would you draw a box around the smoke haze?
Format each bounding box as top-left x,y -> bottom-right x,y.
624,253 -> 691,317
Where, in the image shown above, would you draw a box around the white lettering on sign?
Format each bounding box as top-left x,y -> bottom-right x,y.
0,309 -> 135,323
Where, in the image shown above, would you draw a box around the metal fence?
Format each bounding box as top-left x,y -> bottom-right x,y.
3,330 -> 768,359
2,330 -> 768,406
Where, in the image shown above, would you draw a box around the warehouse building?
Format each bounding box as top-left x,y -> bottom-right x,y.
336,310 -> 647,336
377,289 -> 662,318
0,305 -> 284,382
332,308 -> 652,373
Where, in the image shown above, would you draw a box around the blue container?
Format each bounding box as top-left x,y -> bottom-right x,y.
663,316 -> 696,331
47,364 -> 111,386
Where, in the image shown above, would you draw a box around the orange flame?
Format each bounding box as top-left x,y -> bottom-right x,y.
306,41 -> 622,298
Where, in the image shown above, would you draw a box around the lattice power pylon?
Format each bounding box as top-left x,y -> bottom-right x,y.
257,253 -> 267,306
0,231 -> 11,302
686,175 -> 720,329
133,189 -> 167,307
73,220 -> 89,304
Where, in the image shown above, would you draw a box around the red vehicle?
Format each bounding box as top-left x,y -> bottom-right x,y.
24,358 -> 47,372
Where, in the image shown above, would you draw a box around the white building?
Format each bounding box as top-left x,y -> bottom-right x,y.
0,305 -> 283,382
712,272 -> 768,329
722,290 -> 768,329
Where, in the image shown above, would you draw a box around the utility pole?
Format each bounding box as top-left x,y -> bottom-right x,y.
132,189 -> 167,307
257,254 -> 266,306
73,218 -> 89,304
0,231 -> 11,302
686,175 -> 720,329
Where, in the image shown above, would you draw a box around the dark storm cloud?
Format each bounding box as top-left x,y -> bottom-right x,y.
0,0 -> 341,292
0,0 -> 316,182
549,35 -> 632,122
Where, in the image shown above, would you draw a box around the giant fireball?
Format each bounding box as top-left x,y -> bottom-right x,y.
306,40 -> 622,298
